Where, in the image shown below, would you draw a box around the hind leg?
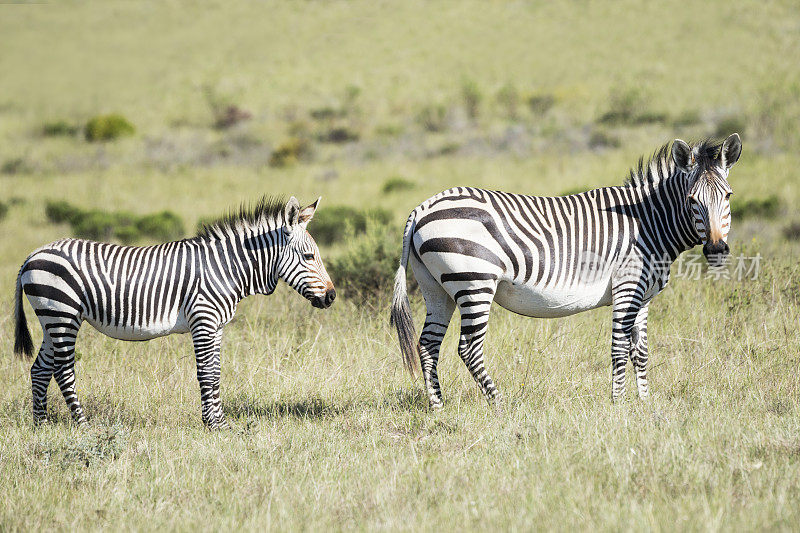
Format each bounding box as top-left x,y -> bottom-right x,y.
412,256 -> 455,409
48,321 -> 86,425
30,344 -> 55,423
450,283 -> 500,406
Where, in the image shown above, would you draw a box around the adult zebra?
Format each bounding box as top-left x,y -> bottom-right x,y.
391,134 -> 741,407
14,196 -> 336,428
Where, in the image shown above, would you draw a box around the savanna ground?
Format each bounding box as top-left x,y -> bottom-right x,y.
1,1 -> 800,530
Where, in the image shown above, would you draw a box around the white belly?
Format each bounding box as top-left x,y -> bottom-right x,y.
494,277 -> 612,318
84,313 -> 190,341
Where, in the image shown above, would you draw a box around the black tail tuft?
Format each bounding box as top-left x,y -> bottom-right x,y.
14,272 -> 33,358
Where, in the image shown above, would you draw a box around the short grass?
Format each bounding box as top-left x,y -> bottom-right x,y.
1,1 -> 800,530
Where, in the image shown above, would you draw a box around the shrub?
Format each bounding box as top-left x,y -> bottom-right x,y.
416,104 -> 448,132
597,88 -> 666,126
461,78 -> 482,120
588,128 -> 621,149
0,201 -> 8,221
45,200 -> 185,243
672,109 -> 702,127
213,105 -> 252,129
327,223 -> 402,301
783,222 -> 800,241
496,84 -> 520,119
1,157 -> 29,175
203,85 -> 251,129
84,114 -> 135,142
269,137 -> 311,167
42,120 -> 79,137
715,115 -> 746,137
382,176 -> 415,194
317,125 -> 360,144
135,211 -> 185,241
310,205 -> 392,246
527,93 -> 555,116
730,195 -> 780,220
45,200 -> 82,224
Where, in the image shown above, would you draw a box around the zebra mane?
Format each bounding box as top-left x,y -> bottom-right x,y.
196,195 -> 288,239
624,139 -> 724,188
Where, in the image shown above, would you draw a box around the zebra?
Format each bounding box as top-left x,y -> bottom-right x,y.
14,196 -> 336,428
391,134 -> 741,407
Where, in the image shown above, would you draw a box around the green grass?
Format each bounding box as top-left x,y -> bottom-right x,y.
1,0 -> 800,530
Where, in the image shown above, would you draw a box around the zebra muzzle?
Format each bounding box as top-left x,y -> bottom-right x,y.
311,288 -> 336,309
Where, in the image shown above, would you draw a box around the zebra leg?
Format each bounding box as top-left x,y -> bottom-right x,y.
610,293 -> 640,403
192,326 -> 227,429
30,343 -> 55,424
413,256 -> 455,409
630,305 -> 650,399
50,324 -> 87,425
419,306 -> 454,410
457,299 -> 500,406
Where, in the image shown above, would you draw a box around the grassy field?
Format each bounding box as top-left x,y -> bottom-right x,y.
1,1 -> 800,530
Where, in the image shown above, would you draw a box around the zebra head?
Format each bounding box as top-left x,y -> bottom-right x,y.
278,197 -> 336,309
672,133 -> 742,267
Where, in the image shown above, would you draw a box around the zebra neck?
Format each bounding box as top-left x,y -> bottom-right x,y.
199,231 -> 280,301
633,174 -> 701,263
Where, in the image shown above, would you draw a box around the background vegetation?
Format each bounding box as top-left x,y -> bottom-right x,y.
1,1 -> 799,530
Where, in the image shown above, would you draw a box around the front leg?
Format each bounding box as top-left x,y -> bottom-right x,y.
630,304 -> 650,399
610,290 -> 641,403
191,324 -> 228,429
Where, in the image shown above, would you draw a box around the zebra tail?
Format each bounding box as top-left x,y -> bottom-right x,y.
390,214 -> 420,377
14,268 -> 34,358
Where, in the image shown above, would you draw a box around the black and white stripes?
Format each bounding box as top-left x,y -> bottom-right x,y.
14,196 -> 335,428
392,134 -> 742,406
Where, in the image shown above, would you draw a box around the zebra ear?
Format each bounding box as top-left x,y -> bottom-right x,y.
285,196 -> 301,226
720,133 -> 742,170
298,197 -> 321,228
672,139 -> 693,172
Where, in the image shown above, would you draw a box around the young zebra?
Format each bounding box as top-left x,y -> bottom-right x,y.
14,196 -> 336,428
392,134 -> 741,407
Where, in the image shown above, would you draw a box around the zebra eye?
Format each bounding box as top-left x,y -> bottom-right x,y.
302,252 -> 315,261
725,192 -> 732,200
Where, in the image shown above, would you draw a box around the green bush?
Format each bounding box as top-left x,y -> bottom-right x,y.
461,78 -> 483,120
135,211 -> 186,241
269,137 -> 311,167
588,128 -> 621,149
42,120 -> 79,137
310,205 -> 392,246
327,223 -> 402,301
783,222 -> 800,241
1,157 -> 29,175
45,200 -> 185,243
496,83 -> 520,119
731,195 -> 780,220
84,114 -> 135,142
382,176 -> 415,194
416,104 -> 448,132
672,109 -> 702,127
317,125 -> 360,144
0,201 -> 8,221
526,93 -> 555,116
597,88 -> 666,126
715,115 -> 746,137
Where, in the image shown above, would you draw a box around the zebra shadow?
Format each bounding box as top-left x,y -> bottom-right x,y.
222,388 -> 429,422
223,395 -> 349,421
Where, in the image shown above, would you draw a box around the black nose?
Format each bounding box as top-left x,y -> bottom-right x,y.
703,241 -> 730,266
324,288 -> 336,307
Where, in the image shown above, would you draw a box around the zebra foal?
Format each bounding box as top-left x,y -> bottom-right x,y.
392,135 -> 741,407
14,196 -> 335,428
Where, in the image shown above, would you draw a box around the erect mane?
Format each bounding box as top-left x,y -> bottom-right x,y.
196,195 -> 287,239
624,139 -> 724,188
